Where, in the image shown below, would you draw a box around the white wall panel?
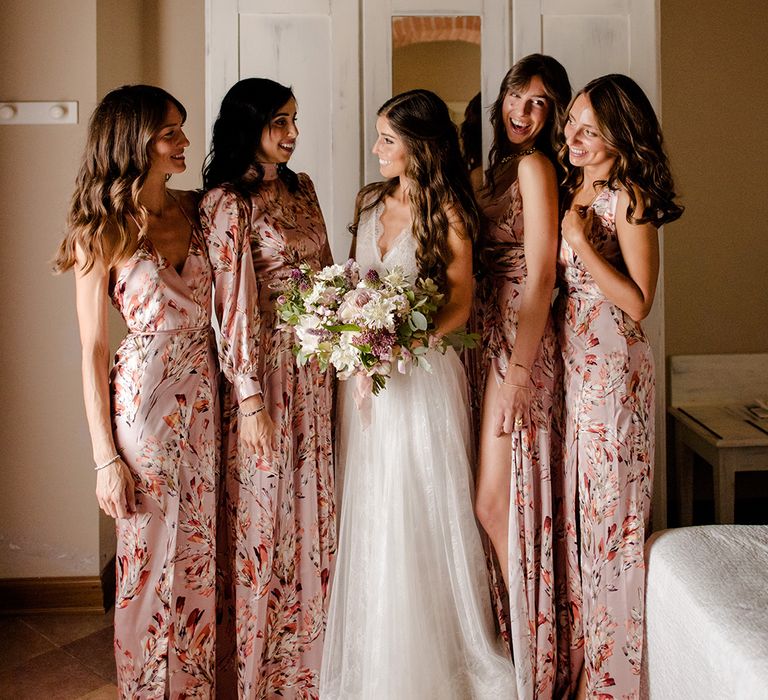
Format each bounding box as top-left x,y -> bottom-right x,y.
240,14 -> 333,235
542,14 -> 629,91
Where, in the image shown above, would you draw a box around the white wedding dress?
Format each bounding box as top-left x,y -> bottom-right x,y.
320,203 -> 516,699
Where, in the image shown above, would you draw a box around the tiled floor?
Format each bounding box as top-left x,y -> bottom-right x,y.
0,610 -> 117,699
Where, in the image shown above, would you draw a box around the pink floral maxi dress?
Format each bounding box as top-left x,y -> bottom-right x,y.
200,168 -> 336,699
110,208 -> 224,698
554,187 -> 654,700
476,179 -> 558,700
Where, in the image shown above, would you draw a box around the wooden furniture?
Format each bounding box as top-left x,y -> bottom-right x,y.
668,353 -> 768,524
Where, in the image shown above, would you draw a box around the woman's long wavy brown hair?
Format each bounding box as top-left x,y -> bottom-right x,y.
558,74 -> 684,227
351,89 -> 479,293
53,85 -> 186,273
486,54 -> 572,194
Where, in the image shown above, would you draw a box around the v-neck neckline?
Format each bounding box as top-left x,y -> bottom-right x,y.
132,191 -> 195,277
375,202 -> 409,262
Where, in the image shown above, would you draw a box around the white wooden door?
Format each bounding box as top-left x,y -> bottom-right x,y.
514,0 -> 667,529
206,0 -> 360,261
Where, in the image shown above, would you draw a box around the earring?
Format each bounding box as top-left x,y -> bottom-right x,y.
165,173 -> 172,182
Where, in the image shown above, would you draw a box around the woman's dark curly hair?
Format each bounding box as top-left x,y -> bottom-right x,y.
203,77 -> 298,196
559,74 -> 684,227
351,89 -> 479,293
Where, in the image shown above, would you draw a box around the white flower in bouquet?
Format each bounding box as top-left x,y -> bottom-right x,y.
330,331 -> 361,377
383,267 -> 408,290
360,293 -> 399,332
304,281 -> 327,307
314,263 -> 346,282
295,314 -> 324,351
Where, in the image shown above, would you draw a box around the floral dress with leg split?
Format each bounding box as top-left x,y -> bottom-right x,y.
476,178 -> 559,700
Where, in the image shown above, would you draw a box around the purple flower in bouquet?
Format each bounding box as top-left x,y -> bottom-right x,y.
356,328 -> 396,360
364,268 -> 381,287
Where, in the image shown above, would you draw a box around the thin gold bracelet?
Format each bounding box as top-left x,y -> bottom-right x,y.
95,454 -> 120,471
502,381 -> 530,390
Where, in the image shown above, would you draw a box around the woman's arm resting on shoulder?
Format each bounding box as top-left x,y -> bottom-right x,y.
74,247 -> 135,519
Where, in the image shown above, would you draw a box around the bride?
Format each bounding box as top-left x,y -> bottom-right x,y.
320,89 -> 516,699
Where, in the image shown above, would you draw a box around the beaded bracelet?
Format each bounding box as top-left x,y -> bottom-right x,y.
240,405 -> 265,418
95,454 -> 121,471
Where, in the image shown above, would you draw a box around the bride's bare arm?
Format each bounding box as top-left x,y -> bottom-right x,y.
433,219 -> 473,336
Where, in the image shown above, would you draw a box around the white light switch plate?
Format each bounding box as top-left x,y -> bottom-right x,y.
0,101 -> 78,125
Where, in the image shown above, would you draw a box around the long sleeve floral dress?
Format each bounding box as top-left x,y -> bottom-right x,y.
553,187 -> 654,700
110,193 -> 258,698
475,178 -> 559,700
200,166 -> 336,699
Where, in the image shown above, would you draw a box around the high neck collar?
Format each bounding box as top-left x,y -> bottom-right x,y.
259,162 -> 279,181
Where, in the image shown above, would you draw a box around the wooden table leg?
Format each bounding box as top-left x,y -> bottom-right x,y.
714,452 -> 736,524
675,429 -> 694,527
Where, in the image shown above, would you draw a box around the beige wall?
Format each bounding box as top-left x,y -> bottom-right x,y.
661,0 -> 768,358
139,0 -> 206,192
0,0 -> 204,578
0,0 -> 99,577
1,1 -> 765,581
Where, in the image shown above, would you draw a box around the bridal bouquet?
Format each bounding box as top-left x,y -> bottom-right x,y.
276,259 -> 477,394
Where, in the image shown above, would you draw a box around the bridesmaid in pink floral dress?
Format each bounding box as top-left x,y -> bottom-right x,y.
201,78 -> 335,699
56,85 -> 260,698
472,55 -> 571,700
553,75 -> 683,700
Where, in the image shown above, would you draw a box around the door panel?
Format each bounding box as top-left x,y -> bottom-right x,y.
206,0 -> 359,260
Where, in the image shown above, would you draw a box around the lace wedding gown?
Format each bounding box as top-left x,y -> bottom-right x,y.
320,202 -> 516,699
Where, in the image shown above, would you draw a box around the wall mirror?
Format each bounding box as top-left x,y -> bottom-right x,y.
391,16 -> 481,123
391,15 -> 481,167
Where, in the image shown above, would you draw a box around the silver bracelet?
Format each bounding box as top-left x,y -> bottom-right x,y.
95,454 -> 121,471
240,405 -> 265,418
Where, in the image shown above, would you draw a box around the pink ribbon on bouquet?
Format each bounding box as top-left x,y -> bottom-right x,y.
353,373 -> 373,430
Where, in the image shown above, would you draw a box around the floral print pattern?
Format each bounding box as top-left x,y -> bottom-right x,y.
553,187 -> 654,700
200,170 -> 335,699
474,179 -> 559,700
110,208 -> 219,698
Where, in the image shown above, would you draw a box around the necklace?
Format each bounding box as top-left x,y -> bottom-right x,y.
500,146 -> 536,164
